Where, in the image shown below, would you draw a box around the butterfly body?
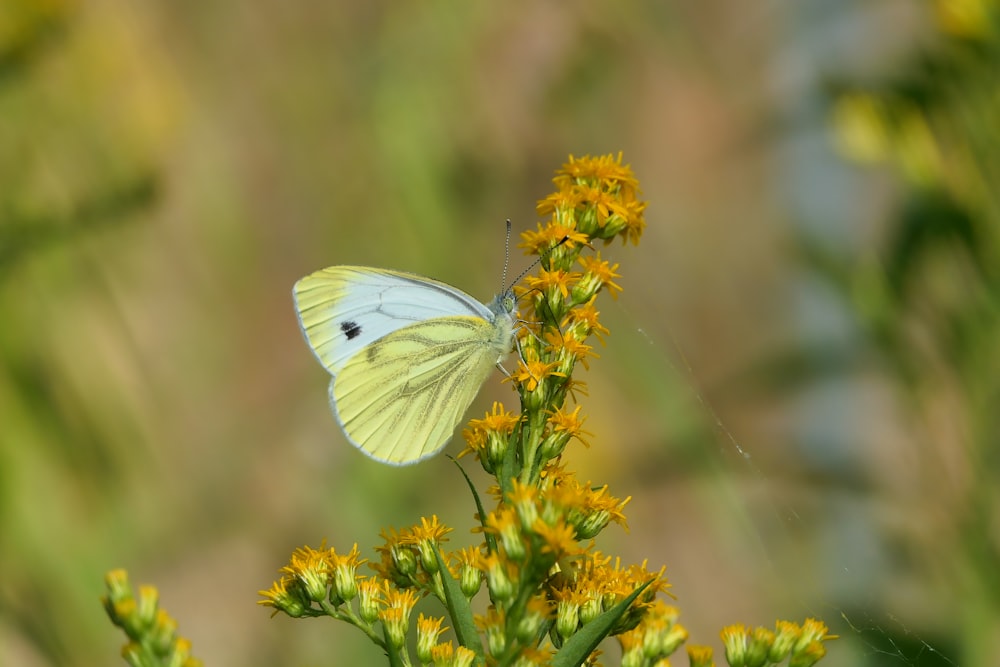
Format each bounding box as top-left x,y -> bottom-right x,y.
294,266 -> 515,465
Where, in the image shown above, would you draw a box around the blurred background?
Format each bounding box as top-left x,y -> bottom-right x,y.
2,0 -> 997,665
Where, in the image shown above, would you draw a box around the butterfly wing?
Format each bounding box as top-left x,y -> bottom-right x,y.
331,316 -> 505,464
293,266 -> 514,464
293,266 -> 494,376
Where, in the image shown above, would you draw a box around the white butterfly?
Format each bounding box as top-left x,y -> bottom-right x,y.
293,266 -> 516,465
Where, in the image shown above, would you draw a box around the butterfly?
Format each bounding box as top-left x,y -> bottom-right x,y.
293,266 -> 517,465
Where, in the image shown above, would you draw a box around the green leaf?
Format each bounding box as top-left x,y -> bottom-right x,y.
448,455 -> 496,554
498,422 -> 522,495
550,579 -> 654,667
432,544 -> 484,661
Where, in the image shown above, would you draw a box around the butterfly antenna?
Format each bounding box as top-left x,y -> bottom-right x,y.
504,232 -> 570,293
501,219 -> 512,292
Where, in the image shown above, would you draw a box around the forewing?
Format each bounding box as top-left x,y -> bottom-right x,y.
293,266 -> 492,375
331,316 -> 501,465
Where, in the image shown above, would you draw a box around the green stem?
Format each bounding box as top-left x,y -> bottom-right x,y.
383,624 -> 410,667
319,599 -> 385,648
518,412 -> 547,486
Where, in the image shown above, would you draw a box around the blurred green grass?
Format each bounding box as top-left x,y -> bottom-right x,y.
2,1 -> 997,665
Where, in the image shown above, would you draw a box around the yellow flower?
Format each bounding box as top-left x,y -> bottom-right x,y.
563,377 -> 591,404
104,570 -> 203,666
460,402 -> 520,471
550,586 -> 586,641
620,196 -> 647,245
484,506 -> 526,561
514,596 -> 552,643
416,613 -> 449,664
790,618 -> 837,666
479,551 -> 516,602
720,624 -> 749,666
328,543 -> 365,603
511,349 -> 563,397
378,515 -> 452,577
544,153 -> 646,245
532,516 -> 581,561
686,644 -> 715,667
575,184 -> 618,224
148,609 -> 179,656
545,330 -> 597,373
378,586 -> 420,648
799,618 -> 835,643
357,578 -> 381,624
475,606 -> 508,656
523,267 -> 582,324
576,254 -> 623,301
562,298 -> 610,344
538,466 -> 629,539
104,569 -> 132,605
468,401 -> 520,433
536,187 -> 584,217
748,625 -> 777,666
257,576 -> 306,617
541,404 -> 593,458
618,620 -> 644,654
405,515 -> 452,544
453,546 -> 484,598
452,646 -> 478,667
508,478 -> 541,528
523,267 -> 580,299
430,642 -> 455,666
281,544 -> 330,603
793,640 -> 828,667
553,152 -> 640,193
373,527 -> 419,586
547,405 -> 589,442
521,218 -> 589,254
550,551 -> 670,635
618,600 -> 687,661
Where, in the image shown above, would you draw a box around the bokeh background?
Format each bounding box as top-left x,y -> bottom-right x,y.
2,1 -> 998,665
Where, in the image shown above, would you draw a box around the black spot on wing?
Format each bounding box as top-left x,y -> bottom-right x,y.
341,320 -> 362,340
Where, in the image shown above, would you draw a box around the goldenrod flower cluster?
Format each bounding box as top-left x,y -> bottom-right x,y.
99,154 -> 834,665
102,569 -> 203,667
713,619 -> 834,667
252,153 -> 834,666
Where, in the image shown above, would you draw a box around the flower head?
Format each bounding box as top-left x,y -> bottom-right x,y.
258,576 -> 307,618
461,402 -> 520,473
379,586 -> 420,648
329,543 -> 365,603
545,153 -> 646,245
403,515 -> 452,575
511,348 -> 563,401
104,570 -> 203,667
539,404 -> 592,459
521,218 -> 589,254
416,613 -> 449,663
576,254 -> 622,301
281,544 -> 330,603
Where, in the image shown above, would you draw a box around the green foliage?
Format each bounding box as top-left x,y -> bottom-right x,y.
814,5 -> 1000,664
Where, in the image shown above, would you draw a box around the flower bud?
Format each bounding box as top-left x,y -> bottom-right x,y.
358,580 -> 381,625
554,597 -> 580,641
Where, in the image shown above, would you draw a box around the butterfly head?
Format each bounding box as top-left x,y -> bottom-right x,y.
490,288 -> 517,318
